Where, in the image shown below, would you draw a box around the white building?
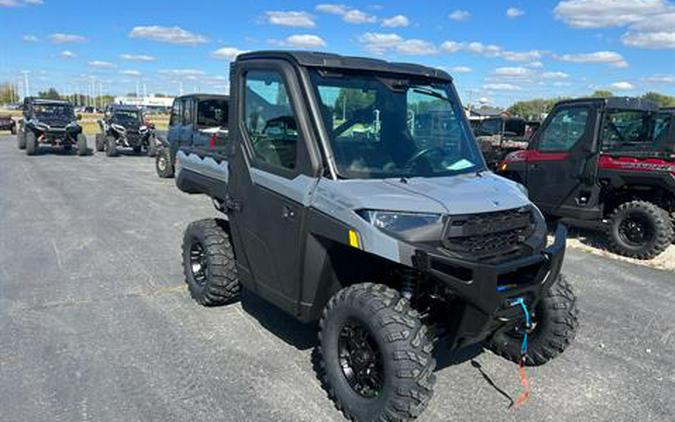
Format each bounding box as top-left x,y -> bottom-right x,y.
113,96 -> 174,110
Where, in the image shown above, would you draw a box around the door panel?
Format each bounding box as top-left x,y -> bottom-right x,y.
526,104 -> 601,218
226,63 -> 320,315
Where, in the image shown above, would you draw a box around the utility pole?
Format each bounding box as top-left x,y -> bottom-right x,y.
23,72 -> 30,98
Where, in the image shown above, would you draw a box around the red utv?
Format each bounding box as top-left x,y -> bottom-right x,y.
499,97 -> 674,259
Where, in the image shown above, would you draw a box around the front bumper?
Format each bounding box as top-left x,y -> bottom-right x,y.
413,224 -> 567,347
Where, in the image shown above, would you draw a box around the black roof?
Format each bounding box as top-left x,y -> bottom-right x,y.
25,97 -> 71,106
175,94 -> 229,101
236,50 -> 452,81
555,97 -> 659,112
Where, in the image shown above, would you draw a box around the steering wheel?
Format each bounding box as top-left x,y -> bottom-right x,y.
404,147 -> 444,169
332,106 -> 376,138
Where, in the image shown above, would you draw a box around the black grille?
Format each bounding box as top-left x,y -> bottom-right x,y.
442,207 -> 535,260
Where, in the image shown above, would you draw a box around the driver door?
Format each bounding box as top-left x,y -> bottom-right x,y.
226,61 -> 321,315
526,102 -> 602,219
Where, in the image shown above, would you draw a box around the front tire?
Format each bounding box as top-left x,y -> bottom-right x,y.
156,149 -> 174,178
26,131 -> 37,155
17,128 -> 26,149
318,283 -> 436,422
182,219 -> 240,306
76,133 -> 87,156
607,200 -> 674,260
147,135 -> 157,157
105,135 -> 118,157
95,134 -> 105,152
488,274 -> 578,366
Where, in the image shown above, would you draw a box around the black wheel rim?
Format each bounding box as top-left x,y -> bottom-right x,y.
337,318 -> 384,399
189,242 -> 207,286
618,213 -> 654,247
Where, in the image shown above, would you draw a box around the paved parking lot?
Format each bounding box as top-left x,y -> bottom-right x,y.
0,135 -> 673,422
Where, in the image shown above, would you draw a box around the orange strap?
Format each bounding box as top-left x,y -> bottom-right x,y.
512,358 -> 531,408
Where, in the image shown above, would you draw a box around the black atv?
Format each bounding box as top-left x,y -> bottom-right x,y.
95,104 -> 157,157
16,97 -> 87,156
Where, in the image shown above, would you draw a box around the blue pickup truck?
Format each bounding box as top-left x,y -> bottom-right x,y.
155,94 -> 228,178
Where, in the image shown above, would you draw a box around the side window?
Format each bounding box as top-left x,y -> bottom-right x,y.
170,100 -> 182,127
197,99 -> 228,128
244,70 -> 298,171
182,99 -> 193,125
653,113 -> 671,144
538,106 -> 590,152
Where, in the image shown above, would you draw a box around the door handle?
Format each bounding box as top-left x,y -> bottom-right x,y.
282,205 -> 296,219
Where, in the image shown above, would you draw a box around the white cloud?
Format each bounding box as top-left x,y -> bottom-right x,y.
59,50 -> 76,59
449,10 -> 471,21
506,7 -> 525,18
526,61 -> 544,68
642,74 -> 675,83
88,60 -> 116,68
396,39 -> 438,55
25,0 -> 43,4
542,71 -> 570,79
120,54 -> 156,62
554,0 -> 675,50
440,41 -> 463,53
343,9 -> 377,24
493,67 -> 531,77
49,33 -> 87,44
129,26 -> 207,45
0,0 -> 20,6
284,34 -> 326,48
483,83 -> 522,91
448,66 -> 472,73
265,11 -> 316,28
315,4 -> 348,15
555,51 -> 629,67
120,70 -> 142,76
211,47 -> 247,60
610,81 -> 635,90
160,69 -> 206,79
622,31 -> 675,49
381,14 -> 410,28
22,34 -> 39,42
358,32 -> 438,55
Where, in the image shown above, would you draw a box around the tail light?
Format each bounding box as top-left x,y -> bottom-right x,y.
209,134 -> 216,148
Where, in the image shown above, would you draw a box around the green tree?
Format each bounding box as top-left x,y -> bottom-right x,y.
37,88 -> 61,100
641,91 -> 675,107
591,90 -> 614,98
507,98 -> 563,120
334,88 -> 376,121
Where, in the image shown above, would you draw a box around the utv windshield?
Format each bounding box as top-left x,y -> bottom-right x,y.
310,71 -> 484,179
112,110 -> 142,123
33,103 -> 74,119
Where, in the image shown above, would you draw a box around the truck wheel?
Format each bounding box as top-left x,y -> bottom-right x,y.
318,283 -> 436,422
76,133 -> 87,156
26,131 -> 38,155
488,275 -> 578,366
156,149 -> 174,178
95,134 -> 105,152
133,145 -> 142,154
608,200 -> 674,260
182,219 -> 240,306
147,136 -> 157,157
17,128 -> 26,149
105,135 -> 118,157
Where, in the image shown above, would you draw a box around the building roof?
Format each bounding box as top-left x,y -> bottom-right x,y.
236,50 -> 452,81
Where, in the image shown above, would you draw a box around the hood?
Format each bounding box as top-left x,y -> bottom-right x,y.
35,114 -> 74,128
316,172 -> 530,216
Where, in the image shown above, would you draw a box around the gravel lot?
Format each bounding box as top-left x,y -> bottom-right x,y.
0,136 -> 673,422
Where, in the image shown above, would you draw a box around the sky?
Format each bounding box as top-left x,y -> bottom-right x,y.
1,0 -> 674,107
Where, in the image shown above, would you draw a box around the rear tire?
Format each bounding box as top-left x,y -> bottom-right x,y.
318,283 -> 436,422
95,134 -> 104,152
156,149 -> 174,178
488,274 -> 578,366
147,135 -> 157,157
182,219 -> 240,306
607,200 -> 673,260
17,128 -> 26,149
26,131 -> 37,155
76,133 -> 87,156
105,135 -> 118,157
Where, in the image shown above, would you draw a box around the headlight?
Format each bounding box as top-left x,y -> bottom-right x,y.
139,125 -> 148,132
36,123 -> 49,131
357,210 -> 442,232
111,124 -> 126,133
